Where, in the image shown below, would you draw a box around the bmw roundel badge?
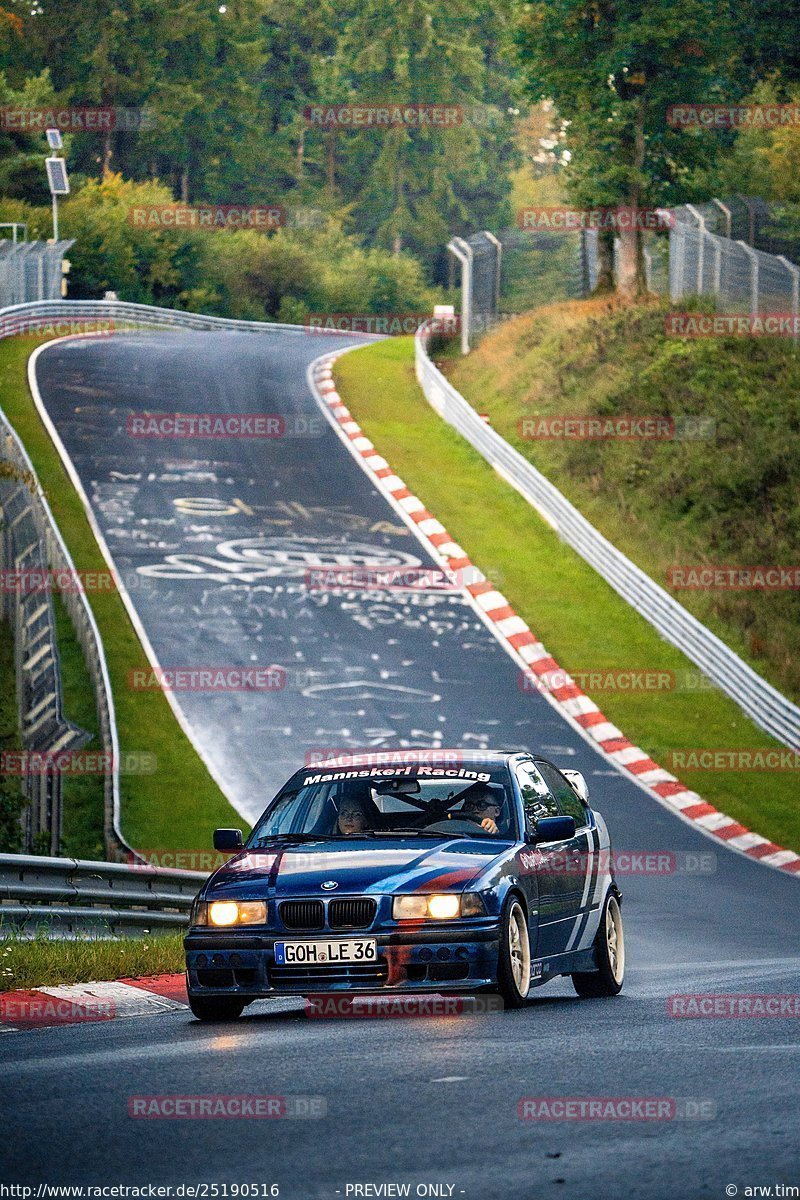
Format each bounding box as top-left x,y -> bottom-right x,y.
321,880 -> 338,891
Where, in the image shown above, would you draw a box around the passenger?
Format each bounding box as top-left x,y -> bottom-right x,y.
336,796 -> 372,836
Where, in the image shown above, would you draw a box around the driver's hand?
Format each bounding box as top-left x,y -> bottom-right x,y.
480,817 -> 499,834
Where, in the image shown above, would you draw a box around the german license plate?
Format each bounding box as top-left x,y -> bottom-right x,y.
274,939 -> 377,965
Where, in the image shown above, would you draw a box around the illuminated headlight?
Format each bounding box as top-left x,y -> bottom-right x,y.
207,900 -> 267,927
393,893 -> 486,921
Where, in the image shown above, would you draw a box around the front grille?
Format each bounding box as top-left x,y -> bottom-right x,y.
328,897 -> 376,930
280,899 -> 324,930
270,961 -> 389,989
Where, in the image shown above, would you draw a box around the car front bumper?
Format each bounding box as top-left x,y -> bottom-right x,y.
184,925 -> 501,996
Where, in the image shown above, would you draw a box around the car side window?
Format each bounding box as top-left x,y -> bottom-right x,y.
514,761 -> 558,833
535,761 -> 589,829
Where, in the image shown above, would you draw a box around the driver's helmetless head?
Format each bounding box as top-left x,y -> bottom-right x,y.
337,799 -> 368,834
463,786 -> 501,817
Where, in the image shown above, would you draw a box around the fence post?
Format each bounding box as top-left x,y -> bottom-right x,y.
482,231 -> 502,317
712,198 -> 732,240
686,204 -> 706,293
737,241 -> 759,316
712,234 -> 723,301
447,237 -> 472,355
777,255 -> 800,346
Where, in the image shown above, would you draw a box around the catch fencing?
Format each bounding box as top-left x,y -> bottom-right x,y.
452,196 -> 800,350
0,239 -> 74,307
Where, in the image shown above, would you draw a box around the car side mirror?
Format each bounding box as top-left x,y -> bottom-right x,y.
562,769 -> 589,803
213,828 -> 243,852
534,815 -> 576,844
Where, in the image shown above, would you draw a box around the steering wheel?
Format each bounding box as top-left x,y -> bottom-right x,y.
423,817 -> 489,835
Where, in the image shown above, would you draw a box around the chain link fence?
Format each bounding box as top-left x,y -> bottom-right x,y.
452,196 -> 799,351
0,240 -> 74,307
0,422 -> 92,855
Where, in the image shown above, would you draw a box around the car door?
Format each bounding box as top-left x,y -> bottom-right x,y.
512,758 -> 569,960
534,760 -> 595,957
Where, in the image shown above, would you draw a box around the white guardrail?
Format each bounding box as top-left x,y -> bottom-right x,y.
0,852 -> 204,935
415,324 -> 800,752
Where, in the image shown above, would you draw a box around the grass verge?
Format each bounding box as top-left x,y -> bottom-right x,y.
334,335 -> 800,852
0,334 -> 245,853
0,929 -> 184,991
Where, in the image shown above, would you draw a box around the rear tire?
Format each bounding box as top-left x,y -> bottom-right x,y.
188,993 -> 246,1021
495,897 -> 531,1009
572,892 -> 624,998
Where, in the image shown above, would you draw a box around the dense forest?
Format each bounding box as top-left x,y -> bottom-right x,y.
0,0 -> 798,313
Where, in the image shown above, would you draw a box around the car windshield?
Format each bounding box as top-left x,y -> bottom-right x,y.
248,765 -> 517,846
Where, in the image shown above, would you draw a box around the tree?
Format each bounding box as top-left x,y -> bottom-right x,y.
515,0 -> 743,296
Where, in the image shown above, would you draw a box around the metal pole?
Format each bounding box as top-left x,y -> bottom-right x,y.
737,241 -> 759,317
712,198 -> 732,240
447,237 -> 472,355
713,236 -> 722,301
482,231 -> 502,319
52,194 -> 59,242
686,204 -> 706,293
777,255 -> 800,346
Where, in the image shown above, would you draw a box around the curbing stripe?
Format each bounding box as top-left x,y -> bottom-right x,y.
309,352 -> 800,879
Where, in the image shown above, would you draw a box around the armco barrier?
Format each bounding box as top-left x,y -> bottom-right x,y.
415,323 -> 800,752
0,852 -> 204,935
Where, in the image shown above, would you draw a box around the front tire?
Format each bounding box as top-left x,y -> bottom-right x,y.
572,892 -> 624,997
495,897 -> 531,1009
188,993 -> 246,1021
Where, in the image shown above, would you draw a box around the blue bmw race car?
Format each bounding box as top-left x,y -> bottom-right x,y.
183,751 -> 624,1019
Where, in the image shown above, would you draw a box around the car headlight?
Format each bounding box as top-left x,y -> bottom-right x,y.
393,893 -> 486,920
207,900 -> 267,927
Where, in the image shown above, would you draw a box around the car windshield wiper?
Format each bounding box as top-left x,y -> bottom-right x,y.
372,827 -> 469,838
250,833 -> 342,846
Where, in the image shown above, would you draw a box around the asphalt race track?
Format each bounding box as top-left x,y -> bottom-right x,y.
2,329 -> 798,1199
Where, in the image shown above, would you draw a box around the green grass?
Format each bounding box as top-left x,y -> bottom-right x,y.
0,929 -> 184,990
0,334 -> 245,853
334,335 -> 800,852
53,594 -> 105,860
446,296 -> 800,705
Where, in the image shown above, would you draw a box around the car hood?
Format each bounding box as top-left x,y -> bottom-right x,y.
204,836 -> 509,900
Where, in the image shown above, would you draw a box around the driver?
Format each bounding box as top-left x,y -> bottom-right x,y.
460,785 -> 502,835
